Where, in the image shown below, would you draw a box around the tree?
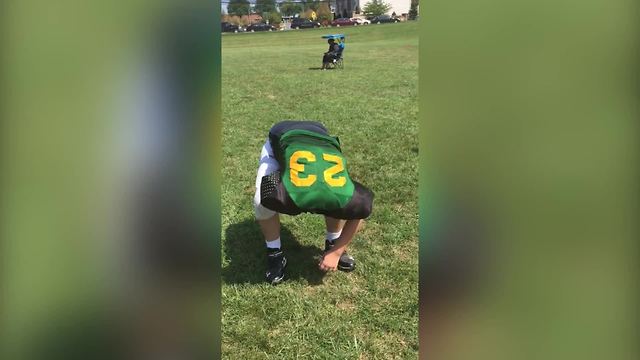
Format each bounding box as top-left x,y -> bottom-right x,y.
301,8 -> 315,19
228,0 -> 250,16
316,2 -> 333,24
408,0 -> 418,20
255,0 -> 277,15
279,0 -> 303,16
306,0 -> 320,11
266,11 -> 283,25
362,0 -> 391,19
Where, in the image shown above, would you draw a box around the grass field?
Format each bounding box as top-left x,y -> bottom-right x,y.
222,22 -> 418,359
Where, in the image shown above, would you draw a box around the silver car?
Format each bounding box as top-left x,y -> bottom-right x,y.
350,17 -> 370,25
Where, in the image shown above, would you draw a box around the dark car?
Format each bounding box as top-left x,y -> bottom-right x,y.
221,22 -> 241,33
371,15 -> 400,24
331,18 -> 357,27
290,18 -> 321,29
246,23 -> 277,32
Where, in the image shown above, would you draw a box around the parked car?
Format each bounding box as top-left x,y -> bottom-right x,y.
246,23 -> 277,32
221,22 -> 242,33
351,17 -> 370,25
290,18 -> 321,29
331,18 -> 357,27
370,15 -> 400,24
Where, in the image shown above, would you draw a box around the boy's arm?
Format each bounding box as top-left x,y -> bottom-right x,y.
319,219 -> 362,271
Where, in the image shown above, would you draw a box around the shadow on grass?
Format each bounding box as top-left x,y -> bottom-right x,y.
223,219 -> 325,286
308,67 -> 342,71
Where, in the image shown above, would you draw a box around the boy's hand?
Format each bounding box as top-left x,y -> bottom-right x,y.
319,249 -> 342,272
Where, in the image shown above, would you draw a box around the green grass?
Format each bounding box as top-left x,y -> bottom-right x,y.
222,22 -> 418,359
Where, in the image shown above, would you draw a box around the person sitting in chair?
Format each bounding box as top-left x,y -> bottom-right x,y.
322,38 -> 341,70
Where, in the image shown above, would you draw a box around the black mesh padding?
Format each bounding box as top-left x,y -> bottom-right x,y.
260,171 -> 303,216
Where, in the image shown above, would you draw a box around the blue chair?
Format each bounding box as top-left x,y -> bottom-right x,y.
322,34 -> 345,69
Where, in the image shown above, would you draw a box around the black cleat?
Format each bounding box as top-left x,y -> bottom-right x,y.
265,249 -> 287,285
325,240 -> 356,272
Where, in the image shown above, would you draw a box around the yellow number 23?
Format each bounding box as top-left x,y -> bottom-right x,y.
289,151 -> 346,187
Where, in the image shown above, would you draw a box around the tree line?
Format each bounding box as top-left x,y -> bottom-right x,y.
223,0 -> 419,26
226,0 -> 326,17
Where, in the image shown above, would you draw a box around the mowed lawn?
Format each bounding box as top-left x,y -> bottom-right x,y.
222,22 -> 418,359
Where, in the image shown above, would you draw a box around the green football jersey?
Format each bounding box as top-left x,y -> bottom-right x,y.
277,129 -> 355,211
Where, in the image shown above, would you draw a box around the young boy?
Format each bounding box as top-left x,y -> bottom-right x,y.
322,38 -> 340,70
254,120 -> 374,284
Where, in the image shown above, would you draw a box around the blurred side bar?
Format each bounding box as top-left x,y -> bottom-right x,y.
419,0 -> 638,359
1,1 -> 221,359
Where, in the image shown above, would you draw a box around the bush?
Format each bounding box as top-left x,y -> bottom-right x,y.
362,0 -> 391,18
229,15 -> 242,26
239,15 -> 251,26
306,1 -> 321,11
316,2 -> 333,23
301,8 -> 315,19
267,11 -> 283,25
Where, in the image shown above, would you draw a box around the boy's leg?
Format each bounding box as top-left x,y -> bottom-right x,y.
324,216 -> 345,241
324,216 -> 357,271
320,219 -> 362,272
259,213 -> 281,248
255,198 -> 286,285
254,140 -> 287,284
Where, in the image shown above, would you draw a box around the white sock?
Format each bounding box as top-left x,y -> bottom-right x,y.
266,237 -> 281,250
326,231 -> 342,243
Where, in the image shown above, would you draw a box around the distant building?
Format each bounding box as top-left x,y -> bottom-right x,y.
334,0 -> 360,18
338,0 -> 410,18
